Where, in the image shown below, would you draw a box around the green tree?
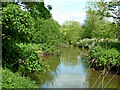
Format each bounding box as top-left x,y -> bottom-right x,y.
22,2 -> 52,19
2,3 -> 33,70
84,8 -> 97,38
84,0 -> 119,39
94,0 -> 120,26
32,18 -> 63,53
61,21 -> 82,44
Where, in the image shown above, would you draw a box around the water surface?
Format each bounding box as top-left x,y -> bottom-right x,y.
26,47 -> 120,88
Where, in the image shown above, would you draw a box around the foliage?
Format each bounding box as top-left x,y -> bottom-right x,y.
89,44 -> 120,70
61,21 -> 83,44
2,3 -> 33,70
84,6 -> 119,39
2,2 -> 62,72
17,43 -> 49,73
2,2 -> 14,7
89,45 -> 104,59
17,43 -> 43,52
23,52 -> 48,73
94,0 -> 120,26
22,2 -> 52,19
92,20 -> 119,39
2,43 -> 22,71
97,41 -> 120,51
83,8 -> 96,38
86,1 -> 120,71
2,2 -> 62,89
32,18 -> 63,53
47,5 -> 52,11
2,68 -> 38,88
2,3 -> 33,43
85,0 -> 120,40
0,66 -> 2,89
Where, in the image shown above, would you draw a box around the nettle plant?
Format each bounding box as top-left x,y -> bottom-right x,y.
17,44 -> 49,73
24,52 -> 49,73
89,45 -> 120,70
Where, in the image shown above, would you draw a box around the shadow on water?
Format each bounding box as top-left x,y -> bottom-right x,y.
23,46 -> 120,88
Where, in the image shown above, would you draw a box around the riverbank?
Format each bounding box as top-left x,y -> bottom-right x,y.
73,38 -> 120,75
2,45 -> 120,88
21,47 -> 120,88
2,43 -> 59,88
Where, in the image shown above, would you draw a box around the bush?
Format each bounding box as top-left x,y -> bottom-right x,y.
89,45 -> 120,70
60,21 -> 82,45
2,42 -> 22,71
2,3 -> 33,70
17,43 -> 43,53
2,4 -> 33,43
2,68 -> 38,88
89,45 -> 103,59
23,52 -> 48,73
97,41 -> 120,51
17,43 -> 49,73
32,18 -> 63,53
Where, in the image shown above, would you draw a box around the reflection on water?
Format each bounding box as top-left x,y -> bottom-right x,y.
26,46 -> 120,88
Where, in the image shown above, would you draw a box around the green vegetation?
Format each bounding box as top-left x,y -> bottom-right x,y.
2,68 -> 38,88
2,3 -> 33,70
2,2 -> 63,88
60,0 -> 120,73
84,0 -> 120,72
17,43 -> 43,52
2,0 -> 120,88
2,2 -> 63,70
89,44 -> 120,71
31,18 -> 63,53
60,21 -> 83,44
22,2 -> 52,19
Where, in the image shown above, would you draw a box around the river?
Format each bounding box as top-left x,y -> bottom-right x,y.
25,46 -> 120,88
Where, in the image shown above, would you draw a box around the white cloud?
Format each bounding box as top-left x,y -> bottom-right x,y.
44,0 -> 88,25
44,0 -> 112,25
71,12 -> 86,17
51,10 -> 86,25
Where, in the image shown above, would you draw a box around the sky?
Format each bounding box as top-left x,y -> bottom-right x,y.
44,0 -> 88,25
44,0 -> 111,25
